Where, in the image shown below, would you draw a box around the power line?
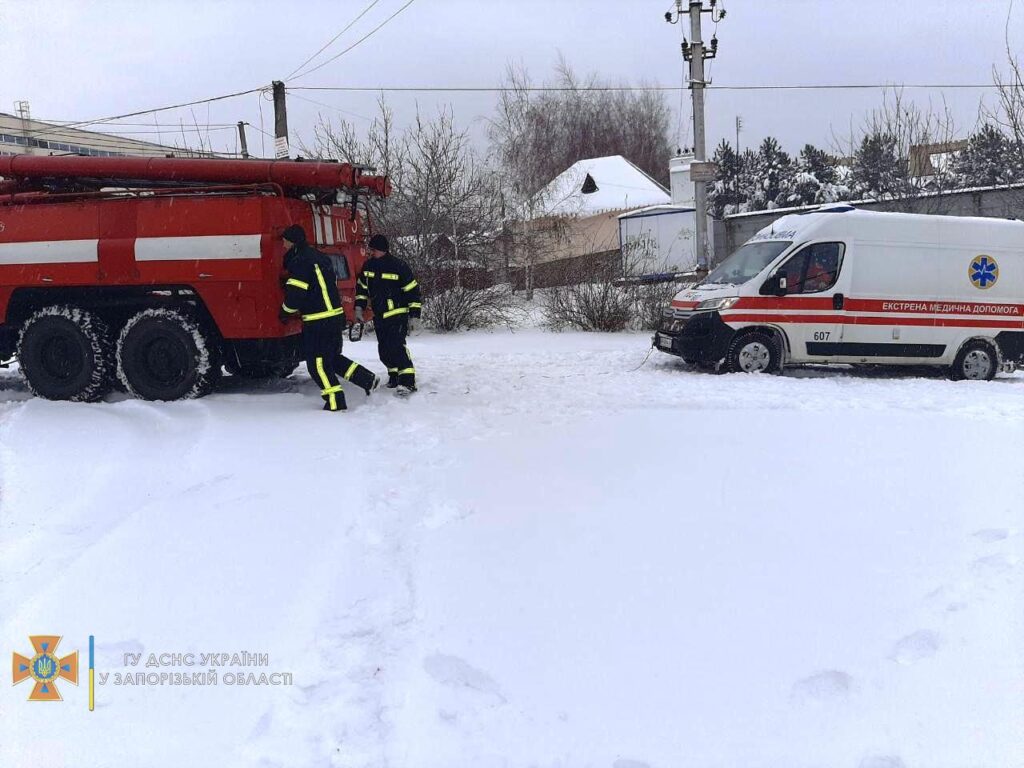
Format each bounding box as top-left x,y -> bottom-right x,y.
21,87 -> 265,141
285,90 -> 373,121
35,119 -> 240,128
289,0 -> 419,82
89,126 -> 236,136
286,0 -> 383,80
290,83 -> 1015,93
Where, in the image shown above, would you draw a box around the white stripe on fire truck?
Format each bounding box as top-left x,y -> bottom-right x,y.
0,239 -> 99,265
134,234 -> 262,261
312,206 -> 334,245
323,206 -> 335,244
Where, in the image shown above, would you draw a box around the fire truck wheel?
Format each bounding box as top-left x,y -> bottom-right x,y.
950,339 -> 998,381
117,309 -> 218,400
18,305 -> 115,401
725,331 -> 781,374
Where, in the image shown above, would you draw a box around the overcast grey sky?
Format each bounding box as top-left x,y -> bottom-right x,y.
1,0 -> 1021,161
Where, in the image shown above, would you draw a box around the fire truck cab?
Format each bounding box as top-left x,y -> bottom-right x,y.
0,155 -> 389,401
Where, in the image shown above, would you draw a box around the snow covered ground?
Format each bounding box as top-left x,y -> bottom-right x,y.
1,328 -> 1022,768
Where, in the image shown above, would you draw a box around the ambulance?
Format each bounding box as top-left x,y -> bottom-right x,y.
655,205 -> 1024,379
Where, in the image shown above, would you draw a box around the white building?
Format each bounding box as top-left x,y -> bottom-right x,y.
0,105 -> 218,158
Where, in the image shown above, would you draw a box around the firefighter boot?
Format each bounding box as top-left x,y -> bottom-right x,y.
322,387 -> 348,412
339,357 -> 379,396
386,369 -> 399,388
397,366 -> 416,394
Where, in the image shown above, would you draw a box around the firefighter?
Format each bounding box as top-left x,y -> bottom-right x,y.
353,234 -> 422,394
279,224 -> 379,412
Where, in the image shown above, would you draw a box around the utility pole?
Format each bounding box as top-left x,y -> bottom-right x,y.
237,121 -> 250,159
667,1 -> 722,267
271,80 -> 289,159
735,115 -> 742,154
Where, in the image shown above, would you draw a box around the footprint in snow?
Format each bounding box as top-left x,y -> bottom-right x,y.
971,553 -> 1016,576
422,501 -> 473,530
973,528 -> 1010,543
891,630 -> 941,665
859,755 -> 905,768
423,653 -> 506,703
791,670 -> 853,702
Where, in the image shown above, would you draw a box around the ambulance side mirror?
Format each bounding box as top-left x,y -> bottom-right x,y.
762,271 -> 788,297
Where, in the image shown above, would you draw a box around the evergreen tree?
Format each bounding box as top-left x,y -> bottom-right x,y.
792,144 -> 847,205
708,139 -> 742,218
799,144 -> 838,185
736,148 -> 760,213
754,137 -> 797,209
954,123 -> 1018,187
849,132 -> 908,200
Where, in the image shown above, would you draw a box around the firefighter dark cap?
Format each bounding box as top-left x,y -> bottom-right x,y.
368,234 -> 389,252
282,225 -> 307,244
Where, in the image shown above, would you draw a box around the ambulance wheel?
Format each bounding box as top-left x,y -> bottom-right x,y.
950,340 -> 997,381
725,331 -> 781,374
17,305 -> 114,401
117,308 -> 219,400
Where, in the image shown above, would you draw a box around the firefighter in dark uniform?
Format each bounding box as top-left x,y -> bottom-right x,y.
279,225 -> 379,412
353,234 -> 422,394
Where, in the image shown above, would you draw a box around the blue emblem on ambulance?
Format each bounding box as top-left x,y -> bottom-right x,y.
969,255 -> 998,289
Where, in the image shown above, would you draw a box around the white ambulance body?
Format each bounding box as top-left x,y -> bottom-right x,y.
654,206 -> 1024,379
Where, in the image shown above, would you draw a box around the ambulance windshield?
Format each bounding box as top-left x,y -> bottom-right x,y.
702,241 -> 792,286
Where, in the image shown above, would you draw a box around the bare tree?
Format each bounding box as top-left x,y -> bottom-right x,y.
488,57 -> 672,200
983,45 -> 1024,215
311,100 -> 520,331
835,89 -> 961,213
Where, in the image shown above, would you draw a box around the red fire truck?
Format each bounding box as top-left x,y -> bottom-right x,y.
0,155 -> 389,401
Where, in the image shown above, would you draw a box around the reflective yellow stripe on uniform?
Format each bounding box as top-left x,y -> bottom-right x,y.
314,264 -> 335,312
363,270 -> 376,277
381,272 -> 400,280
343,362 -> 359,381
302,307 -> 345,322
355,294 -> 369,301
286,278 -> 309,290
408,302 -> 422,310
281,304 -> 299,314
398,368 -> 415,375
382,306 -> 409,319
401,279 -> 418,292
314,358 -> 331,389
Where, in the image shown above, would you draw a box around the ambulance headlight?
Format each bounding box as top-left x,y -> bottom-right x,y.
695,297 -> 739,312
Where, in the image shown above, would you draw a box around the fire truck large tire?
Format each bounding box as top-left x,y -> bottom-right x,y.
18,306 -> 115,401
950,339 -> 998,381
724,331 -> 781,374
117,309 -> 219,400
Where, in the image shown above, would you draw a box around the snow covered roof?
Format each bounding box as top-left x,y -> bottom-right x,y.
617,203 -> 696,220
535,155 -> 670,218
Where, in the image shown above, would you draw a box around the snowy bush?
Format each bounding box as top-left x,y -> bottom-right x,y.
422,284 -> 521,332
630,281 -> 688,331
542,279 -> 632,332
